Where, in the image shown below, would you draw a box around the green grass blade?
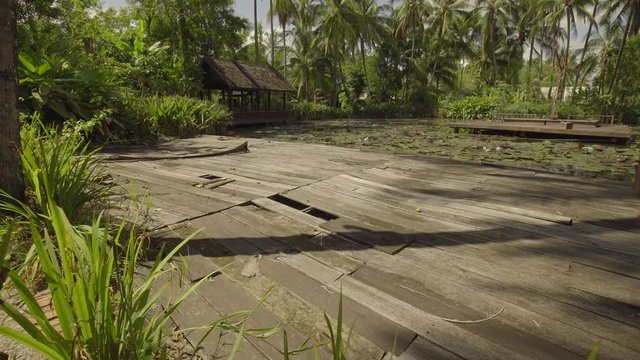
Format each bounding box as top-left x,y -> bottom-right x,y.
0,326 -> 65,360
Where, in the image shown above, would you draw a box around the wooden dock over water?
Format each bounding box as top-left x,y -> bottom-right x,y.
106,136 -> 640,359
449,121 -> 632,142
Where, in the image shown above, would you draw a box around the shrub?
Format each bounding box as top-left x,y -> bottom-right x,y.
291,100 -> 347,120
3,115 -> 113,224
438,96 -> 497,120
354,102 -> 415,118
119,95 -> 230,139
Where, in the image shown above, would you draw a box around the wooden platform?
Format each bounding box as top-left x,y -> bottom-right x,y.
449,121 -> 632,142
106,136 -> 640,359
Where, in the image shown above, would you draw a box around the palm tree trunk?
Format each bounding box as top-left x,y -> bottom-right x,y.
631,0 -> 640,35
576,0 -> 597,86
0,0 -> 23,199
431,26 -> 444,85
270,0 -> 275,66
609,3 -> 635,92
282,22 -> 287,78
360,38 -> 370,97
558,9 -> 571,101
254,0 -> 259,63
528,40 -> 535,86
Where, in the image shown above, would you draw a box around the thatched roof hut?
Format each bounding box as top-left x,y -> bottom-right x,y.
202,58 -> 295,125
202,58 -> 295,93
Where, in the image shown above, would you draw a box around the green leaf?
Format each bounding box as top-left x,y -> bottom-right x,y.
18,52 -> 37,73
134,19 -> 145,58
587,343 -> 601,360
0,326 -> 65,360
36,62 -> 52,75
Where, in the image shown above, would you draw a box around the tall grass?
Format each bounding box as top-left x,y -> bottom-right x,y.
1,117 -> 112,224
0,192 -> 277,358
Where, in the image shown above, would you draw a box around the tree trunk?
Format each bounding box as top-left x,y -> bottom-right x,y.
609,3 -> 635,92
254,0 -> 259,63
270,0 -> 275,66
0,0 -> 23,199
576,1 -> 598,86
558,10 -> 571,101
528,40 -> 535,87
282,22 -> 287,78
360,38 -> 370,97
631,0 -> 640,36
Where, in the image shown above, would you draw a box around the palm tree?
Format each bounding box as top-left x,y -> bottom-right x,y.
427,0 -> 469,83
317,0 -> 359,104
395,0 -> 427,98
603,0 -> 639,90
289,0 -> 326,99
0,0 -> 23,199
476,0 -> 512,84
270,0 -> 296,78
395,0 -> 427,63
353,0 -> 391,95
576,0 -> 599,85
542,0 -> 593,100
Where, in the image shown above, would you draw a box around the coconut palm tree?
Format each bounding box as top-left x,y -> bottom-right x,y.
541,0 -> 593,99
602,0 -> 639,90
270,0 -> 296,78
576,0 -> 600,85
352,0 -> 391,95
427,0 -> 470,82
317,0 -> 359,104
289,0 -> 327,99
476,0 -> 512,84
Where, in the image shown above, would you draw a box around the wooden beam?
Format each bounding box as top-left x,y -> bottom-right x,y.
268,90 -> 271,111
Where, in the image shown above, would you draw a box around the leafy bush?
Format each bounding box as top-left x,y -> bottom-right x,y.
2,115 -> 112,224
438,96 -> 497,120
354,102 -> 415,118
439,91 -> 587,120
291,100 -> 347,120
121,95 -> 230,139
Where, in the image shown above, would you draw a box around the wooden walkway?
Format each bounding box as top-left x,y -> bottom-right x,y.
449,121 -> 632,142
106,136 -> 640,359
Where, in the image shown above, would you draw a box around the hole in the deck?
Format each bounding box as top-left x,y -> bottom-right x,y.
199,174 -> 221,180
268,194 -> 339,221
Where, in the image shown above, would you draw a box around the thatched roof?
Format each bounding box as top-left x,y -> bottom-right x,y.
203,58 -> 295,92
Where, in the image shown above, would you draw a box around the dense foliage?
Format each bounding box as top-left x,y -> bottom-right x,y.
16,0 -> 240,139
14,0 -> 640,126
257,0 -> 640,123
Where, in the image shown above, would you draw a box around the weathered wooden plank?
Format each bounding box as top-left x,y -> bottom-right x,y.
320,217 -> 411,255
329,174 -> 640,268
226,204 -> 365,275
346,246 -> 640,359
255,254 -> 415,356
331,276 -> 533,360
353,266 -> 581,359
196,274 -> 319,360
383,337 -> 464,360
